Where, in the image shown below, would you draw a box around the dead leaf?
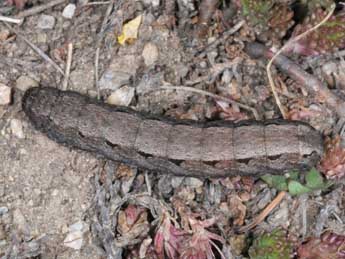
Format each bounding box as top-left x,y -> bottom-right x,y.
116,204 -> 150,247
228,194 -> 246,226
298,231 -> 345,259
117,15 -> 142,46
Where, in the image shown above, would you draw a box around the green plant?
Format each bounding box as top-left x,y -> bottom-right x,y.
261,168 -> 332,195
248,229 -> 294,259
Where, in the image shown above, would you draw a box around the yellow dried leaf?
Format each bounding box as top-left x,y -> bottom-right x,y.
117,15 -> 142,45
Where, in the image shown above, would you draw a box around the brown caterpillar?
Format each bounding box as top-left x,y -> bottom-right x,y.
22,87 -> 323,178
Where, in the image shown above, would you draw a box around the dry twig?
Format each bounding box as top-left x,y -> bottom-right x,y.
237,191 -> 286,232
265,3 -> 336,118
16,0 -> 67,18
84,1 -> 111,6
194,20 -> 245,57
94,0 -> 121,99
62,42 -> 73,90
4,23 -> 64,76
245,42 -> 345,119
0,15 -> 21,24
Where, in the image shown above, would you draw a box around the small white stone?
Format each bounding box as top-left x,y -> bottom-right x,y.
37,14 -> 56,30
63,221 -> 86,250
184,177 -> 204,188
106,85 -> 135,106
0,84 -> 11,105
10,119 -> 24,139
142,43 -> 159,66
51,189 -> 59,196
64,230 -> 83,250
62,4 -> 76,19
0,207 -> 8,216
171,177 -> 184,188
15,75 -> 39,92
69,221 -> 85,232
142,0 -> 160,7
99,55 -> 139,91
221,69 -> 233,84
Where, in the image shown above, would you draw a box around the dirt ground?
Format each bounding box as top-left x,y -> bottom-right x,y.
0,1 -> 345,259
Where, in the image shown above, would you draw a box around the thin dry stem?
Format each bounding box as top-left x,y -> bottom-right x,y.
0,15 -> 22,24
238,191 -> 286,232
62,43 -> 73,90
84,1 -> 111,5
4,23 -> 64,76
94,0 -> 117,99
195,20 -> 245,57
266,3 -> 336,119
16,0 -> 67,18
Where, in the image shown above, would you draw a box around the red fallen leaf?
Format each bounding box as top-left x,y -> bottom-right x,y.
116,204 -> 149,246
154,211 -> 187,259
124,204 -> 146,226
180,217 -> 226,259
298,231 -> 345,259
7,0 -> 27,9
320,136 -> 345,179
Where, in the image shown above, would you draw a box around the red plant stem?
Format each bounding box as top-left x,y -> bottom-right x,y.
245,42 -> 345,119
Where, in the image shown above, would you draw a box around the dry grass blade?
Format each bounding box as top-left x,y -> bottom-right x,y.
195,20 -> 245,57
0,15 -> 22,24
266,3 -> 336,119
16,0 -> 67,18
62,43 -> 73,90
237,191 -> 286,233
3,22 -> 65,76
94,0 -> 121,99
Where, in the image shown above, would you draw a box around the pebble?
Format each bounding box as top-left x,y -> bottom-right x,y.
15,75 -> 39,92
142,43 -> 159,66
199,61 -> 208,68
69,221 -> 85,232
142,0 -> 160,7
36,32 -> 47,44
0,29 -> 10,42
70,67 -> 94,90
268,200 -> 289,228
184,177 -> 204,188
0,84 -> 11,105
0,207 -> 8,216
174,64 -> 189,79
64,230 -> 83,250
99,55 -> 139,91
10,119 -> 25,139
171,177 -> 184,188
106,86 -> 135,106
63,221 -> 86,250
62,4 -> 76,19
51,189 -> 59,196
37,14 -> 56,30
221,69 -> 233,84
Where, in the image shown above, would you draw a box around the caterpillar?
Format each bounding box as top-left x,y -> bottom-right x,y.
22,87 -> 323,178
